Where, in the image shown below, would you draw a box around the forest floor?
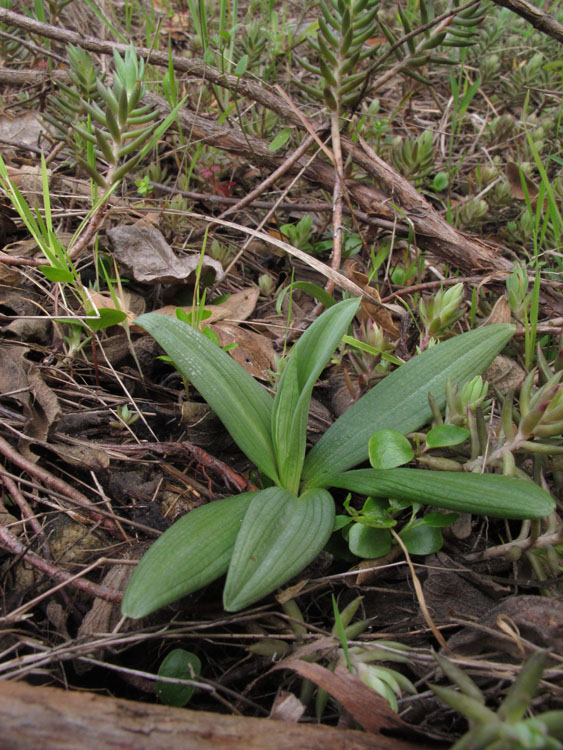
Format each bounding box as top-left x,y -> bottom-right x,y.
0,0 -> 562,747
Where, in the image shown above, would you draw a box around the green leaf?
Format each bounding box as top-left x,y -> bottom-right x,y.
86,307 -> 127,331
432,172 -> 449,191
324,468 -> 555,519
135,313 -> 280,483
347,524 -> 391,558
235,54 -> 249,76
333,514 -> 351,531
369,429 -> 414,469
426,424 -> 470,448
39,265 -> 76,283
276,281 -> 336,311
223,487 -> 335,611
269,128 -> 293,152
157,649 -> 202,707
302,324 -> 515,486
497,650 -> 548,723
121,493 -> 255,618
399,524 -> 443,555
420,511 -> 458,528
271,355 -> 304,492
271,298 -> 360,491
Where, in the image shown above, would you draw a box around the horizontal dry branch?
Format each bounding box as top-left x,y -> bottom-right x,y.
0,680 -> 430,750
490,0 -> 563,43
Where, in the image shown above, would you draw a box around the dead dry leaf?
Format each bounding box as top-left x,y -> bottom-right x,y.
272,660 -> 405,734
213,322 -> 275,380
108,224 -> 223,284
447,595 -> 563,659
5,164 -> 49,208
506,161 -> 538,202
269,692 -> 305,723
150,287 -> 260,326
85,288 -> 146,326
3,232 -> 75,260
486,354 -> 526,395
0,344 -> 60,455
345,261 -> 399,336
0,111 -> 44,153
46,442 -> 110,471
486,295 -> 512,325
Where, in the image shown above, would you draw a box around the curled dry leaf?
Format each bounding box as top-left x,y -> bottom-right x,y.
269,691 -> 306,723
45,442 -> 110,471
446,595 -> 563,660
75,556 -> 140,675
108,224 -> 223,284
344,261 -> 399,337
486,295 -> 512,325
485,354 -> 526,395
272,659 -> 405,734
0,344 -> 60,455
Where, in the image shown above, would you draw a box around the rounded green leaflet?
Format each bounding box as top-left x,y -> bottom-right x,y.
426,424 -> 470,449
399,524 -> 443,555
347,524 -> 392,558
368,429 -> 414,470
157,649 -> 202,707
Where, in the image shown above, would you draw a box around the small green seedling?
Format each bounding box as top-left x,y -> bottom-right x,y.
121,300 -> 554,616
157,648 -> 202,707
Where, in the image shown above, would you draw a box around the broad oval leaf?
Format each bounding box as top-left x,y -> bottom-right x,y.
324,468 -> 554,519
121,492 -> 255,619
348,524 -> 392,558
302,324 -> 515,486
135,313 -> 279,483
426,424 -> 470,449
223,486 -> 335,611
369,429 -> 414,470
157,649 -> 202,707
399,524 -> 443,555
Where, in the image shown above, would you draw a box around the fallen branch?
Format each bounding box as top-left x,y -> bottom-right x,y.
490,0 -> 563,43
0,680 -> 429,750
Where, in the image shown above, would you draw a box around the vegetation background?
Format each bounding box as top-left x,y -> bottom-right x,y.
0,0 -> 561,747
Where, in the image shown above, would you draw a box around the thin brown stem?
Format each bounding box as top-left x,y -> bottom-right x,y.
0,525 -> 122,604
0,434 -> 125,537
190,133 -> 316,241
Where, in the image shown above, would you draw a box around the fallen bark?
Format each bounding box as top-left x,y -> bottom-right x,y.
0,680 -> 434,750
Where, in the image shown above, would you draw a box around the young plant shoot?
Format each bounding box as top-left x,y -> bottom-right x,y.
121,299 -> 554,616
